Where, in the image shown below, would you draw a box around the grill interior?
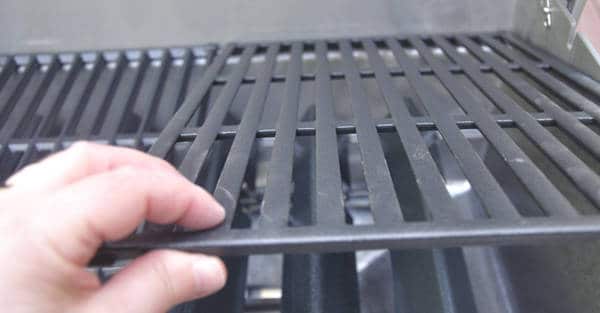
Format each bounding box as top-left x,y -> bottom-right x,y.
2,31 -> 600,312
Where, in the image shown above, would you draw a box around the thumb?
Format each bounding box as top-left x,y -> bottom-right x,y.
88,250 -> 227,313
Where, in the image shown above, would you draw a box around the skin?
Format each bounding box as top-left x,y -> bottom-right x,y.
0,142 -> 228,313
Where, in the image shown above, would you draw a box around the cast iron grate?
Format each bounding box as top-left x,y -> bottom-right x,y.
0,45 -> 215,181
114,32 -> 600,255
2,32 -> 600,257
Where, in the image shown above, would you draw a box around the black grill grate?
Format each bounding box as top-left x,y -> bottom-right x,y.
0,46 -> 215,182
2,33 -> 600,257
111,33 -> 599,256
3,32 -> 600,313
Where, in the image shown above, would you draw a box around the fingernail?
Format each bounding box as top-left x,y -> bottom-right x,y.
4,168 -> 27,187
195,186 -> 226,222
4,177 -> 15,187
5,163 -> 36,187
193,256 -> 227,296
211,202 -> 226,222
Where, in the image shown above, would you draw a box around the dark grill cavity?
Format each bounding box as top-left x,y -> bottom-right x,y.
1,32 -> 600,313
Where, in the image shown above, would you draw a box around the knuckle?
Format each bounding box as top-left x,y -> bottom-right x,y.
157,158 -> 177,172
68,141 -> 95,164
112,166 -> 142,180
69,141 -> 94,154
108,167 -> 161,195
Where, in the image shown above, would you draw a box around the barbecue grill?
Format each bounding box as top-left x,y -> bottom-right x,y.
1,0 -> 600,312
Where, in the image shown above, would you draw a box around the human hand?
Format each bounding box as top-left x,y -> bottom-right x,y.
0,142 -> 227,313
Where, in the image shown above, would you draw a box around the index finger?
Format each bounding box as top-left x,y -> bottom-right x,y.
43,165 -> 225,266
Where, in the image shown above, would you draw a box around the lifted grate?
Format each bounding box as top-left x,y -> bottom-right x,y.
108,32 -> 600,256
2,33 -> 600,257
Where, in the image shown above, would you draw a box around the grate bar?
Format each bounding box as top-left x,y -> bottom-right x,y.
132,52 -> 172,148
0,58 -> 17,92
102,53 -> 150,144
361,40 -> 461,222
457,35 -> 600,159
0,57 -> 58,143
451,36 -> 600,210
183,59 -> 213,131
213,44 -> 279,228
149,44 -> 235,158
22,54 -> 92,159
0,110 -> 596,152
158,50 -> 194,124
96,54 -> 144,139
339,40 -> 404,225
0,57 -> 37,129
12,56 -> 85,172
0,58 -> 44,180
76,53 -> 127,138
178,45 -> 256,182
390,37 -> 522,219
211,62 -> 552,85
64,55 -> 105,139
503,34 -> 600,99
416,37 -> 581,217
258,43 -> 303,228
481,35 -> 600,120
105,216 -> 600,255
7,59 -> 55,139
314,41 -> 347,226
183,111 -> 596,141
54,55 -> 105,151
